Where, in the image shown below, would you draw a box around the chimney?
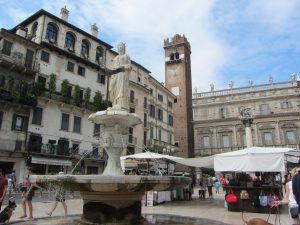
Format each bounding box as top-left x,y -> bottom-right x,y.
16,26 -> 28,38
60,6 -> 69,21
91,23 -> 98,37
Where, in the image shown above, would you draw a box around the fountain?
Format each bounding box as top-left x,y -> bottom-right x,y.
27,43 -> 193,225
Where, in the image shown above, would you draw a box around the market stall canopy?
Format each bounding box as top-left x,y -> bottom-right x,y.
120,151 -> 183,161
214,147 -> 295,172
171,156 -> 214,168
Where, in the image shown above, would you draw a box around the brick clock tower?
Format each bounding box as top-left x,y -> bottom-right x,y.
164,34 -> 194,159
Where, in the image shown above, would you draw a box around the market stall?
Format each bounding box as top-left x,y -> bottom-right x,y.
214,147 -> 295,213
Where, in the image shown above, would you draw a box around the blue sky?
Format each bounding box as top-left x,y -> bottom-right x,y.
1,0 -> 299,91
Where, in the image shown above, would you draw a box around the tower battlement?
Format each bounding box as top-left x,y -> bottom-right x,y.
164,34 -> 191,51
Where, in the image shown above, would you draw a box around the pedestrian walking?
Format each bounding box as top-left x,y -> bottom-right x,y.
207,175 -> 213,199
46,172 -> 68,217
277,167 -> 300,224
0,168 -> 8,210
20,167 -> 35,219
214,179 -> 221,194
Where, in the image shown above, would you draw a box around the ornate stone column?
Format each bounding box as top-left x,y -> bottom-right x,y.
239,107 -> 254,148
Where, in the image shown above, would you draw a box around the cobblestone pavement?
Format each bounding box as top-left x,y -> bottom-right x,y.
3,188 -> 291,225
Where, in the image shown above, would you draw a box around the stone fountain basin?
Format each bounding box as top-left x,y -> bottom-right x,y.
30,175 -> 191,192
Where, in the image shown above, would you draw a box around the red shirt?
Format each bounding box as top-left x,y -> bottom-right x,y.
0,176 -> 8,199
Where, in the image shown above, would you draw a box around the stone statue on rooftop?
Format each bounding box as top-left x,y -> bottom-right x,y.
229,81 -> 234,89
249,80 -> 253,86
269,75 -> 273,84
106,42 -> 132,110
210,83 -> 214,92
291,73 -> 296,81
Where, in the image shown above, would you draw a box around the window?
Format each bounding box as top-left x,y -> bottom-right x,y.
158,94 -> 163,102
170,53 -> 174,61
144,97 -> 147,109
150,88 -> 153,95
67,61 -> 75,72
40,51 -> 50,63
281,101 -> 292,109
130,90 -> 134,103
24,49 -> 34,69
92,146 -> 99,158
138,76 -> 141,82
175,52 -> 179,59
150,104 -> 155,118
150,127 -> 154,139
260,104 -> 270,114
0,75 -> 5,87
67,85 -> 72,98
168,101 -> 173,108
144,113 -> 147,127
263,132 -> 273,145
65,32 -> 75,50
12,114 -> 28,131
73,116 -> 81,133
286,131 -> 296,144
222,135 -> 230,148
129,127 -> 133,143
30,22 -> 38,39
129,108 -> 135,113
203,136 -> 210,148
168,115 -> 173,126
220,108 -> 228,119
157,108 -> 163,121
95,46 -> 103,63
94,124 -> 100,137
78,66 -> 85,76
61,113 -> 69,131
57,138 -> 69,156
81,39 -> 90,58
37,76 -> 46,90
0,111 -> 3,129
158,129 -> 162,141
72,143 -> 79,154
2,40 -> 12,56
144,131 -> 147,146
169,134 -> 172,144
45,23 -> 58,42
32,107 -> 43,125
97,73 -> 105,84
15,140 -> 22,151
87,166 -> 98,175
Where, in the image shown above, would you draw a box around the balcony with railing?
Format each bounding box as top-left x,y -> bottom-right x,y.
0,50 -> 40,76
27,143 -> 71,157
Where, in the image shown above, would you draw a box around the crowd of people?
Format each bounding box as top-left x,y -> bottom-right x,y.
198,175 -> 227,199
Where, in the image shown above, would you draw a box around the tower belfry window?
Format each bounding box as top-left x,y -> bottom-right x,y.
175,52 -> 179,59
170,53 -> 174,61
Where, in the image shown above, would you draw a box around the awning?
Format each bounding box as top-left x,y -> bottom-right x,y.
31,156 -> 72,167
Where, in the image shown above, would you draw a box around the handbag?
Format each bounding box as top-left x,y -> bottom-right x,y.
267,194 -> 279,207
259,191 -> 268,207
240,190 -> 249,200
225,188 -> 238,203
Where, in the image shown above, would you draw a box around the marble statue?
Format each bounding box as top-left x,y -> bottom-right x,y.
291,73 -> 296,81
249,80 -> 253,86
107,42 -> 132,110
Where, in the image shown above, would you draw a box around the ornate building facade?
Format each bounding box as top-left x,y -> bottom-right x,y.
193,78 -> 300,157
0,8 -> 176,180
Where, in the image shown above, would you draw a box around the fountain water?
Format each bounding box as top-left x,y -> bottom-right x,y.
29,107 -> 191,225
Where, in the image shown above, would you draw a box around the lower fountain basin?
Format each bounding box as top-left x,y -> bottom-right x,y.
11,214 -> 230,225
30,175 -> 191,224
